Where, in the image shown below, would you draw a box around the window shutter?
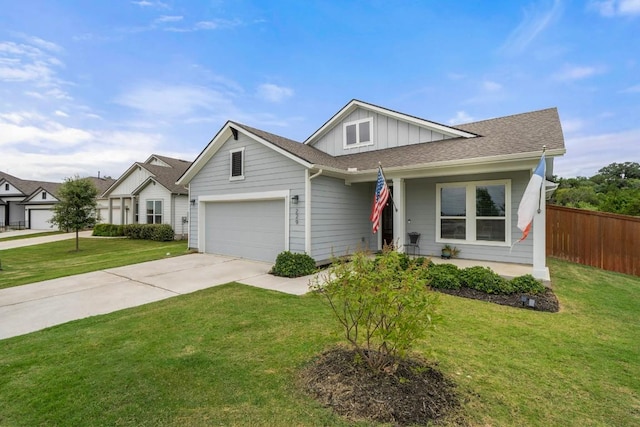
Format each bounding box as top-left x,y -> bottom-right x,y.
231,151 -> 243,177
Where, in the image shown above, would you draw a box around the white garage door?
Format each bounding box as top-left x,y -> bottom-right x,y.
30,209 -> 55,230
204,200 -> 286,263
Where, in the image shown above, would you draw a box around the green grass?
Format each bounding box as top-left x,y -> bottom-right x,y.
0,230 -> 63,242
0,238 -> 189,289
0,258 -> 638,426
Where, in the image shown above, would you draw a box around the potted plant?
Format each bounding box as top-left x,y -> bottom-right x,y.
441,244 -> 460,259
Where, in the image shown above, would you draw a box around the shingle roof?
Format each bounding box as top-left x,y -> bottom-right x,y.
139,155 -> 192,194
231,122 -> 346,169
231,108 -> 564,173
0,171 -> 61,197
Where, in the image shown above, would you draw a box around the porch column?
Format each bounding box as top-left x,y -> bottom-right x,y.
392,178 -> 406,253
532,185 -> 550,281
120,197 -> 124,225
108,198 -> 113,223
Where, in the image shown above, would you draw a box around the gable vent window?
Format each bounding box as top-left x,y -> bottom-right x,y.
343,117 -> 374,149
5,183 -> 9,191
42,191 -> 47,200
230,148 -> 245,181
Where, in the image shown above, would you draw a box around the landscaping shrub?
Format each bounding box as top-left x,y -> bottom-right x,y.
271,251 -> 316,278
312,249 -> 440,372
122,224 -> 175,241
460,266 -> 513,294
510,274 -> 546,295
92,223 -> 123,237
427,263 -> 462,290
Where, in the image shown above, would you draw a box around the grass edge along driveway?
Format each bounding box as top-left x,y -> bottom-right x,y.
0,238 -> 189,289
0,258 -> 638,426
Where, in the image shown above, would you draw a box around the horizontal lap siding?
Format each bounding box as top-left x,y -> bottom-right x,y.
189,133 -> 306,252
312,108 -> 453,156
405,170 -> 532,264
311,176 -> 374,263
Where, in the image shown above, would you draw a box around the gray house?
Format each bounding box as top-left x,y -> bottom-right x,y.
0,172 -> 114,230
177,100 -> 566,279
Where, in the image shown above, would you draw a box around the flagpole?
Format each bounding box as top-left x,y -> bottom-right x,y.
537,145 -> 546,214
378,162 -> 398,212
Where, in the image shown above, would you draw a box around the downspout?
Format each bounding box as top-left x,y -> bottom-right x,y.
305,168 -> 323,255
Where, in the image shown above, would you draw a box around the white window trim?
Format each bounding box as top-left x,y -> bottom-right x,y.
436,179 -> 511,247
229,147 -> 245,181
146,199 -> 163,224
343,117 -> 374,149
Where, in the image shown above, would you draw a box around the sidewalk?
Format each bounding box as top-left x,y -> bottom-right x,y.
0,230 -> 93,250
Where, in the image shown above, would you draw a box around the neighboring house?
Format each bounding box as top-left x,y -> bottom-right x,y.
100,154 -> 192,237
177,100 -> 566,279
0,172 -> 114,230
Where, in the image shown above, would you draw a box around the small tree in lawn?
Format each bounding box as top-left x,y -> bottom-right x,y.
311,248 -> 439,373
50,176 -> 99,251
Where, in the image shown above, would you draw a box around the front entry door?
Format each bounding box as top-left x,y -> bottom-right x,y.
381,188 -> 394,247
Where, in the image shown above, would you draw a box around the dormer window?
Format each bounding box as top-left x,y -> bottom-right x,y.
343,117 -> 373,149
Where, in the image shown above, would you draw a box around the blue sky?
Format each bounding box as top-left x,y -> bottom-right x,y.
1,0 -> 639,181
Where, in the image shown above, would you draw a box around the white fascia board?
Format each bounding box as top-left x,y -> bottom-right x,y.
101,162 -> 149,197
304,100 -> 476,145
131,177 -> 171,196
233,125 -> 314,169
176,124 -> 234,186
343,149 -> 566,183
177,123 -> 313,186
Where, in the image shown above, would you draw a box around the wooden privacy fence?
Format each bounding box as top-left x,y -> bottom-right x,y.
546,205 -> 640,277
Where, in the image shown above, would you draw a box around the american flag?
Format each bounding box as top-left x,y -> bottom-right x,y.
370,165 -> 390,233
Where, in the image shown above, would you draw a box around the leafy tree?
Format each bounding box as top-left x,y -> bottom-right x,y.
311,249 -> 439,373
593,162 -> 640,189
50,176 -> 99,251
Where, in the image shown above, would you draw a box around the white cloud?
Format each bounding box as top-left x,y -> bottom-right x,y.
501,0 -> 563,54
195,19 -> 243,30
22,36 -> 62,53
553,64 -> 603,81
621,83 -> 640,93
554,128 -> 640,177
131,1 -> 169,8
256,83 -> 294,103
114,83 -> 236,117
155,15 -> 183,24
559,118 -> 584,133
589,0 -> 640,16
0,113 -> 92,148
483,80 -> 502,91
448,111 -> 475,124
54,110 -> 69,118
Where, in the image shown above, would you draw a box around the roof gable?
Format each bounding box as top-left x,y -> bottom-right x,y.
177,121 -> 318,185
304,99 -> 477,147
103,155 -> 192,196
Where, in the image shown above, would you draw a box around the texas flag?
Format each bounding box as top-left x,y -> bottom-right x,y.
516,155 -> 546,242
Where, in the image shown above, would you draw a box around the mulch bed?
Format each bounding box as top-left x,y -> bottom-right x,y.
299,347 -> 463,426
436,287 -> 560,312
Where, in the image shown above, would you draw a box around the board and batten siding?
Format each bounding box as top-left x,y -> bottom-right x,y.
188,132 -> 306,253
404,170 -> 533,264
109,167 -> 152,196
312,107 -> 453,156
310,176 -> 375,263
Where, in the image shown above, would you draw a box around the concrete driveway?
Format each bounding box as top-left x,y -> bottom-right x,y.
0,253 -> 314,340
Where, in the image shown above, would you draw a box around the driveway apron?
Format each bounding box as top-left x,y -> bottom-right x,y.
0,253 -> 313,340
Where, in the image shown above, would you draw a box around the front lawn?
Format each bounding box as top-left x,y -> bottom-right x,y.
0,258 -> 638,426
0,238 -> 189,289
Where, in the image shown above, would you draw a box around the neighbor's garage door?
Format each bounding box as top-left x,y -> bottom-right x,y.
30,209 -> 54,230
204,200 -> 285,263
